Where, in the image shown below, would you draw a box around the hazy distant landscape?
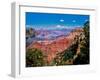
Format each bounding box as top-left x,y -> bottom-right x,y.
25,12 -> 90,67
26,27 -> 74,46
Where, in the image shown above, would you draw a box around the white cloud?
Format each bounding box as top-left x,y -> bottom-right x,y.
60,19 -> 64,22
85,19 -> 88,22
72,20 -> 76,23
56,25 -> 62,28
56,25 -> 67,29
56,25 -> 82,29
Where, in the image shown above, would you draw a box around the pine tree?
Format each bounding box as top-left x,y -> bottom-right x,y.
26,48 -> 45,67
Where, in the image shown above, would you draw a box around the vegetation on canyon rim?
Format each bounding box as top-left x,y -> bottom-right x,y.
26,21 -> 89,67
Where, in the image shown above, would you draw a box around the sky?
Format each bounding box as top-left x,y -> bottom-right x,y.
26,12 -> 89,30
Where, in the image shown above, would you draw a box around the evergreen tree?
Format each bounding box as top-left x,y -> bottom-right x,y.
73,21 -> 90,64
26,48 -> 45,67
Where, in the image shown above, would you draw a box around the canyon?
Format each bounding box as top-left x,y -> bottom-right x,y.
27,28 -> 83,63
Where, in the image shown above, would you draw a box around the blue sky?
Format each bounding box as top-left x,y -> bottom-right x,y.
26,12 -> 89,29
